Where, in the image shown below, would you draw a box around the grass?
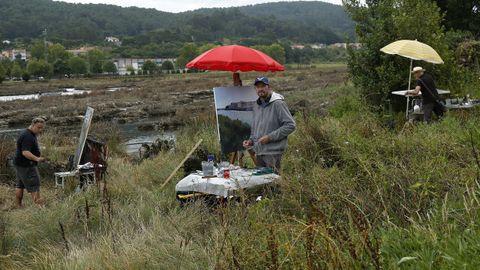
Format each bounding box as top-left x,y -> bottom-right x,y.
1,68 -> 480,269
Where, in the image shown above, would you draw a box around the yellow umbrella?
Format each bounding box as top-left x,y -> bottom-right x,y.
380,39 -> 444,118
380,39 -> 444,64
381,39 -> 444,89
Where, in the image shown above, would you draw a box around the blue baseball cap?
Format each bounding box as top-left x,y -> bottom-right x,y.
254,76 -> 269,86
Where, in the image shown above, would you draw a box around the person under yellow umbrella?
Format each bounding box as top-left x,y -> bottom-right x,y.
380,39 -> 444,119
406,66 -> 444,122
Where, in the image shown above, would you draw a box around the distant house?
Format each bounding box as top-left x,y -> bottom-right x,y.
113,58 -> 177,75
291,44 -> 305,50
348,43 -> 362,49
2,40 -> 11,45
67,46 -> 96,56
291,44 -> 327,50
105,36 -> 122,46
1,48 -> 27,61
311,44 -> 327,49
328,43 -> 348,49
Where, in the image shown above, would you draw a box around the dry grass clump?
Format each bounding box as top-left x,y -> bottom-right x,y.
0,137 -> 15,184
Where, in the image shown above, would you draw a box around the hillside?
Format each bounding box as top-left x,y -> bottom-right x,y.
0,0 -> 176,42
0,0 -> 354,44
192,1 -> 354,38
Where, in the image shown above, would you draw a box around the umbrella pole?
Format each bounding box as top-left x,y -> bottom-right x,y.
233,72 -> 242,86
406,59 -> 413,119
408,59 -> 413,91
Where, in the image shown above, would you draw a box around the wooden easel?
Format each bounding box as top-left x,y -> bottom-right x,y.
229,149 -> 256,167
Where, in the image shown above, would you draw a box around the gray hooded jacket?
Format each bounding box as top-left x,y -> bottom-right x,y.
250,92 -> 296,155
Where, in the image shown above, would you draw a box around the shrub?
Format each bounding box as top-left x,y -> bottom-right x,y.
21,71 -> 30,82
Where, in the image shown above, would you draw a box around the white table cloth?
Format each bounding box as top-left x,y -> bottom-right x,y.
175,169 -> 279,197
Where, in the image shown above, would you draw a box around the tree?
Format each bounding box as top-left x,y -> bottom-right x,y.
142,60 -> 157,74
86,49 -> 105,74
27,59 -> 53,78
197,43 -> 218,54
267,43 -> 286,64
127,65 -> 135,75
0,64 -> 5,83
434,0 -> 480,36
456,40 -> 480,70
252,44 -> 286,64
48,43 -> 70,63
161,60 -> 174,71
176,43 -> 198,68
343,0 -> 455,107
11,63 -> 22,78
0,59 -> 12,77
30,42 -> 46,60
68,56 -> 87,75
53,59 -> 71,75
22,71 -> 30,82
102,61 -> 117,74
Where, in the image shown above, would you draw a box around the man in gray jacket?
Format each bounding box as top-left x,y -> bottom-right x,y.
242,76 -> 296,173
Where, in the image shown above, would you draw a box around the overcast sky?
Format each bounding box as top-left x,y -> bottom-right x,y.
53,0 -> 343,13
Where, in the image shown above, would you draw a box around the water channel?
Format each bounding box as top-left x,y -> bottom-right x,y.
0,88 -> 175,157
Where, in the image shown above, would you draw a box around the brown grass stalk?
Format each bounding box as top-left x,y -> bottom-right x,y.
267,225 -> 278,270
58,221 -> 69,253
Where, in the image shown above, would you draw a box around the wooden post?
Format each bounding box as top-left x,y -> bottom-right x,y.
160,139 -> 203,190
247,149 -> 257,166
229,151 -> 238,164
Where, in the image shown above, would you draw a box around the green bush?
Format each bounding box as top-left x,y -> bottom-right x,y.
21,71 -> 30,82
329,94 -> 370,118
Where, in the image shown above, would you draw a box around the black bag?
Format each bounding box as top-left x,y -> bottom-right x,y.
419,78 -> 446,117
433,99 -> 446,117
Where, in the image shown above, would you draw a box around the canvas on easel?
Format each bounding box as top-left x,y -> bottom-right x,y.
54,106 -> 95,188
213,86 -> 257,163
73,106 -> 95,168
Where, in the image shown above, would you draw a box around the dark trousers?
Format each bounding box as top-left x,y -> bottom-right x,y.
256,154 -> 282,173
424,102 -> 444,123
423,103 -> 434,123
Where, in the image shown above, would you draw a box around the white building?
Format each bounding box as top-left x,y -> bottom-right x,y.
1,48 -> 27,61
105,36 -> 122,46
311,44 -> 327,49
328,43 -> 348,49
291,44 -> 305,50
291,44 -> 328,50
114,58 -> 177,75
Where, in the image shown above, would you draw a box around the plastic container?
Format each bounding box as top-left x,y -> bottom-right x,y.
201,161 -> 214,176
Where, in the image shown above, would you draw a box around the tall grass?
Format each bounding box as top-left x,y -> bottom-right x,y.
1,84 -> 480,269
0,137 -> 15,185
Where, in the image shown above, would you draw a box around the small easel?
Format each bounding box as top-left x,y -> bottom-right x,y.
54,107 -> 96,189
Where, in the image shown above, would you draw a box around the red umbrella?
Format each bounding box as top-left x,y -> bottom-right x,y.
186,45 -> 285,72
